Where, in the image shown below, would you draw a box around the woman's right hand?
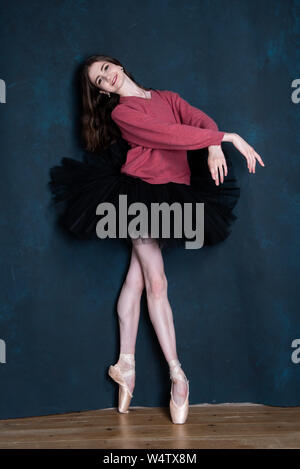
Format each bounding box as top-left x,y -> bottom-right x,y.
222,133 -> 265,173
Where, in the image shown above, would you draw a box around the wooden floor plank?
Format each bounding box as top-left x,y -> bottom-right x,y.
0,405 -> 299,449
0,410 -> 298,429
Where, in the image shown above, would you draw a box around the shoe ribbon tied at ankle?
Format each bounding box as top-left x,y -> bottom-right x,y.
168,359 -> 186,382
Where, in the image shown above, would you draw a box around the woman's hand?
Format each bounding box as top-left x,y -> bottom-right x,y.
207,145 -> 228,186
222,133 -> 265,173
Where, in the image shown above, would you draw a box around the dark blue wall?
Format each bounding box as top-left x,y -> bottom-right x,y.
1,0 -> 300,419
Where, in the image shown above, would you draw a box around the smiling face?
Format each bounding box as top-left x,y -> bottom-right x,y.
88,60 -> 124,94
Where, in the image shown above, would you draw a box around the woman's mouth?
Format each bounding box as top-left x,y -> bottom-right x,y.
112,74 -> 117,86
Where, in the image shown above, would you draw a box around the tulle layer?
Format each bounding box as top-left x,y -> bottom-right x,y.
48,138 -> 240,250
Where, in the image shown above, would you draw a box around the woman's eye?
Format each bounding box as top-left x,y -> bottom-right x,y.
98,65 -> 109,85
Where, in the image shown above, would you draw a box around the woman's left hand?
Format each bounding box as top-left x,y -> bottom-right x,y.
207,145 -> 228,186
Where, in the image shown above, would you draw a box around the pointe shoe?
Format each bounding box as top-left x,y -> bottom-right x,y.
108,354 -> 135,413
169,359 -> 189,424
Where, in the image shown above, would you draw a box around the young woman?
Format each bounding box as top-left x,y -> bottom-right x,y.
49,54 -> 265,424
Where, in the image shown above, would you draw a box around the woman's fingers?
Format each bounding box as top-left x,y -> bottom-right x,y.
224,160 -> 228,177
249,150 -> 256,173
246,147 -> 264,173
220,159 -> 227,183
208,149 -> 228,185
211,167 -> 219,185
254,150 -> 265,167
249,147 -> 266,173
211,168 -> 217,184
210,159 -> 228,185
232,135 -> 266,171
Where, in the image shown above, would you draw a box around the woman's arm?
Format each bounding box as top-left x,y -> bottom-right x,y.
166,92 -> 264,168
111,105 -> 225,151
222,132 -> 265,171
208,132 -> 265,185
167,91 -> 220,131
165,92 -> 265,182
167,91 -> 226,157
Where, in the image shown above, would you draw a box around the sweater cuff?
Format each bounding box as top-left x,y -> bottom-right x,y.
215,131 -> 225,145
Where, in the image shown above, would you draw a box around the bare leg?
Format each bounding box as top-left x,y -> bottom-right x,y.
115,246 -> 145,394
131,237 -> 188,406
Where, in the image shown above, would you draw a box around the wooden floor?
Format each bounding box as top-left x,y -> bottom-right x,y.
0,404 -> 300,449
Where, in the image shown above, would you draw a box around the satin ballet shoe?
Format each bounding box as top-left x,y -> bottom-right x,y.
169,358 -> 189,424
108,354 -> 135,413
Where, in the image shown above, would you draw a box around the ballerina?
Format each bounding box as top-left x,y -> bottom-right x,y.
49,54 -> 265,424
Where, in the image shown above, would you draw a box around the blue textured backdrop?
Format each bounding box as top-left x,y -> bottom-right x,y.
0,0 -> 300,419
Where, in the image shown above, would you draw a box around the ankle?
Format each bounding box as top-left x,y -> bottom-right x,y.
117,353 -> 135,370
168,358 -> 186,382
119,352 -> 135,361
168,358 -> 181,373
168,358 -> 180,368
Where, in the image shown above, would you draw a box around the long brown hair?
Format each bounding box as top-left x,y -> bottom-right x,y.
81,54 -> 151,153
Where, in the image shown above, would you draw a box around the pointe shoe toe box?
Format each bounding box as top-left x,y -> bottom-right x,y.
108,363 -> 134,413
169,379 -> 189,424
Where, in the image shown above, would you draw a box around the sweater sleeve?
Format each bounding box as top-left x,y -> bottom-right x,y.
111,105 -> 225,151
168,91 -> 220,131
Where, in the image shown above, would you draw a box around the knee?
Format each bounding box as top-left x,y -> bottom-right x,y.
124,276 -> 145,294
146,273 -> 167,299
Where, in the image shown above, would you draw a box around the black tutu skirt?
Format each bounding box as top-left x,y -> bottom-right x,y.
48,137 -> 240,251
